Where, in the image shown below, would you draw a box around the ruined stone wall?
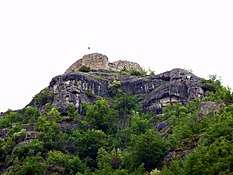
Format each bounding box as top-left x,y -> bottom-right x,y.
109,60 -> 143,71
65,53 -> 109,74
65,53 -> 143,74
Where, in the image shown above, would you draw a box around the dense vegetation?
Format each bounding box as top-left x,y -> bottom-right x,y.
0,75 -> 233,174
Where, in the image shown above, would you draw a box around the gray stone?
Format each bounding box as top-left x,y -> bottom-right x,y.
163,148 -> 196,164
0,128 -> 9,139
198,101 -> 225,121
143,68 -> 204,112
49,73 -> 109,113
48,68 -> 204,113
155,121 -> 169,131
23,125 -> 36,131
24,131 -> 39,141
59,121 -> 78,131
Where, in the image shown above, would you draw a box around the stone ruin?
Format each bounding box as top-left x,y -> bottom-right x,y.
65,53 -> 142,74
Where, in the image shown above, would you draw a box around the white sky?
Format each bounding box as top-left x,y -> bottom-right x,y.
0,0 -> 233,112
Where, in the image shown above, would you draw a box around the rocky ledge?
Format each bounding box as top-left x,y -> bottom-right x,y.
50,54 -> 205,114
30,53 -> 206,114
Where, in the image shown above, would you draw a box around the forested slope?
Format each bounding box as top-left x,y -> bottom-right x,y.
0,56 -> 233,174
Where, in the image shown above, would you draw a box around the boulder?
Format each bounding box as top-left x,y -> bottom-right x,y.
155,121 -> 169,131
0,128 -> 9,139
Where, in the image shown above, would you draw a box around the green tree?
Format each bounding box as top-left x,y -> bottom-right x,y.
97,147 -> 123,170
125,129 -> 168,171
130,111 -> 152,135
184,138 -> 233,175
161,157 -> 184,175
6,154 -> 46,175
47,150 -> 85,174
0,110 -> 22,129
14,139 -> 43,160
76,129 -> 108,169
36,116 -> 67,151
67,103 -> 79,119
108,79 -> 122,96
33,88 -> 54,107
113,93 -> 141,128
87,99 -> 117,133
22,106 -> 40,123
46,107 -> 61,121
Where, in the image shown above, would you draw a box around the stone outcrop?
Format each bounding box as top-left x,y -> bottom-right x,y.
65,53 -> 142,74
0,128 -> 9,139
155,121 -> 169,131
49,73 -> 109,113
142,68 -> 204,112
24,53 -> 213,115
47,65 -> 204,113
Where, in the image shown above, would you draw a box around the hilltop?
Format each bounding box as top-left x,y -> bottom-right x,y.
29,53 -> 204,115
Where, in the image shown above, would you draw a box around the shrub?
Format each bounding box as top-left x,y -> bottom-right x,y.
79,65 -> 91,72
34,88 -> 54,107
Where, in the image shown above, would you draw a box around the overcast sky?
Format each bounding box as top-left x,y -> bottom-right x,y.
0,0 -> 233,112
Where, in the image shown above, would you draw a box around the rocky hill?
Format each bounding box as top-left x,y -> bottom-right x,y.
1,53 -> 232,174
29,53 -> 205,115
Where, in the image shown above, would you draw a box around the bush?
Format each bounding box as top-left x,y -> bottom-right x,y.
108,80 -> 121,96
129,69 -> 142,76
79,65 -> 91,72
34,88 -> 54,107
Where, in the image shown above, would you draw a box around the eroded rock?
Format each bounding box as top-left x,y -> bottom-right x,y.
143,69 -> 204,112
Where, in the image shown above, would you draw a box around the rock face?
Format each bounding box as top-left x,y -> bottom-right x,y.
142,68 -> 204,112
46,60 -> 204,113
49,73 -> 109,113
65,53 -> 142,74
27,53 -> 209,114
